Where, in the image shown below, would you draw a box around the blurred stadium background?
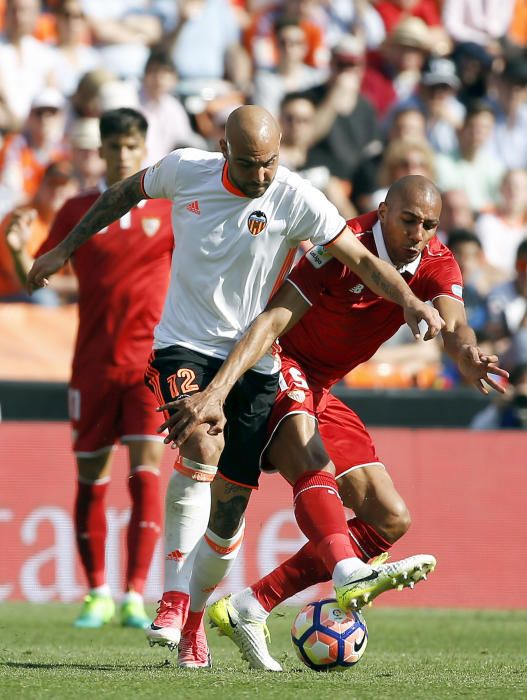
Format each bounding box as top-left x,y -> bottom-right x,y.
1,0 -> 527,613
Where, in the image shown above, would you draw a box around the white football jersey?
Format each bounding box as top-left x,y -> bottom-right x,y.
142,149 -> 346,373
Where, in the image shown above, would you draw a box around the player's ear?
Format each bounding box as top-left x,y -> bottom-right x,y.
219,138 -> 228,159
378,201 -> 387,223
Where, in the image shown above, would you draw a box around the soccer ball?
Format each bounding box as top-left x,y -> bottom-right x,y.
291,598 -> 368,671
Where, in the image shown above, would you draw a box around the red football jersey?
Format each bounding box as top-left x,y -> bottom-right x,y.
282,212 -> 464,388
38,190 -> 174,376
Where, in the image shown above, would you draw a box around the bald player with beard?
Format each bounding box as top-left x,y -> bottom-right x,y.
27,107 -> 443,668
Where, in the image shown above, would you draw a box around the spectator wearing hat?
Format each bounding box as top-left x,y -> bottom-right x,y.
0,0 -> 58,129
396,57 -> 465,154
252,18 -> 327,118
435,100 -> 505,213
362,17 -> 431,118
0,160 -> 78,305
484,58 -> 527,170
68,117 -> 105,192
452,41 -> 495,106
0,88 -> 68,219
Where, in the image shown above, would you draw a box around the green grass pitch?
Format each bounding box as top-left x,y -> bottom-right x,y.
1,604 -> 525,699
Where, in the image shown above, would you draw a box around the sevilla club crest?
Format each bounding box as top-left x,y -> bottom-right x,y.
247,210 -> 267,236
142,217 -> 161,237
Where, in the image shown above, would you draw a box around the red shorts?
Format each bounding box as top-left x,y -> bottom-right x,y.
68,367 -> 164,456
263,356 -> 384,478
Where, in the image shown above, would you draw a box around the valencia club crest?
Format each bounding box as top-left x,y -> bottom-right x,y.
247,210 -> 267,236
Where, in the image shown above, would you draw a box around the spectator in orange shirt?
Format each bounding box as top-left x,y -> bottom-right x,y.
0,160 -> 78,304
0,88 -> 69,219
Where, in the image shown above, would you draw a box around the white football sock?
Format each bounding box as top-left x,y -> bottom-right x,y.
163,459 -> 216,594
188,520 -> 245,612
122,590 -> 143,604
90,584 -> 111,597
332,557 -> 372,588
231,587 -> 269,623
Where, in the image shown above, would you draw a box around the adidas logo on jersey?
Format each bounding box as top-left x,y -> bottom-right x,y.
349,284 -> 364,294
186,200 -> 201,215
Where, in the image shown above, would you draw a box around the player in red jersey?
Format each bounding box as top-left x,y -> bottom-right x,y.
7,109 -> 173,630
162,176 -> 508,670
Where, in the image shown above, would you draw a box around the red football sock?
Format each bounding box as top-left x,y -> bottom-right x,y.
347,517 -> 393,560
75,479 -> 109,589
293,470 -> 356,575
252,540 -> 330,612
183,609 -> 205,633
126,469 -> 161,594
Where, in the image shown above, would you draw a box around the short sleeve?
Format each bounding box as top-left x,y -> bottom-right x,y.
142,149 -> 183,201
286,249 -> 344,305
422,254 -> 464,304
285,180 -> 346,247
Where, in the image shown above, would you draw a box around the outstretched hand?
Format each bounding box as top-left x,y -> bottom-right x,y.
26,246 -> 69,293
404,299 -> 445,341
457,345 -> 509,395
157,387 -> 227,447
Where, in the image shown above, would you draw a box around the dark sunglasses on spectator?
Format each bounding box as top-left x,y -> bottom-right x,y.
32,107 -> 60,117
283,113 -> 312,124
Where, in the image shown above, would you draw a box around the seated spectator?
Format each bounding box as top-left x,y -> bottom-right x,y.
67,117 -> 105,192
362,16 -> 431,119
80,1 -> 163,81
486,239 -> 527,369
278,92 -> 355,219
0,88 -> 68,218
439,188 -> 476,240
0,160 -> 78,305
352,105 -> 427,211
244,0 -> 327,71
452,41 -> 494,106
50,0 -> 102,97
435,100 -> 504,213
476,169 -> 527,275
161,0 -> 250,91
138,46 -> 199,164
0,0 -> 58,129
442,0 -> 516,52
447,229 -> 506,338
484,57 -> 527,170
471,362 -> 527,429
69,68 -> 116,121
396,57 -> 464,155
367,137 -> 435,209
252,17 -> 326,117
299,34 -> 381,195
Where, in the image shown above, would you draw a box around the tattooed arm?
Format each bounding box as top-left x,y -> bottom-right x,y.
26,170 -> 146,292
330,227 -> 444,340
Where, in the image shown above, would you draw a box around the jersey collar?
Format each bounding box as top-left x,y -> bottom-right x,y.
372,220 -> 421,276
221,162 -> 248,198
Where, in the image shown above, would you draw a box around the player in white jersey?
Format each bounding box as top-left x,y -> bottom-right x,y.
27,106 -> 443,668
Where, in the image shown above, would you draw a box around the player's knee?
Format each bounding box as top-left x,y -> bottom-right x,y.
183,427 -> 224,465
381,500 -> 412,543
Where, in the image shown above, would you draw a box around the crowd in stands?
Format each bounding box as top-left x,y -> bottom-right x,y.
1,0 -> 526,403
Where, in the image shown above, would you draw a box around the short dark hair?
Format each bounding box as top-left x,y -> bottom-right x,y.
447,229 -> 482,251
144,46 -> 176,74
99,108 -> 148,140
464,99 -> 495,122
279,91 -> 316,112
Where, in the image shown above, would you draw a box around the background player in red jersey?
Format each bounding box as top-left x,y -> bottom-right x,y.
7,108 -> 173,630
162,176 -> 508,670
